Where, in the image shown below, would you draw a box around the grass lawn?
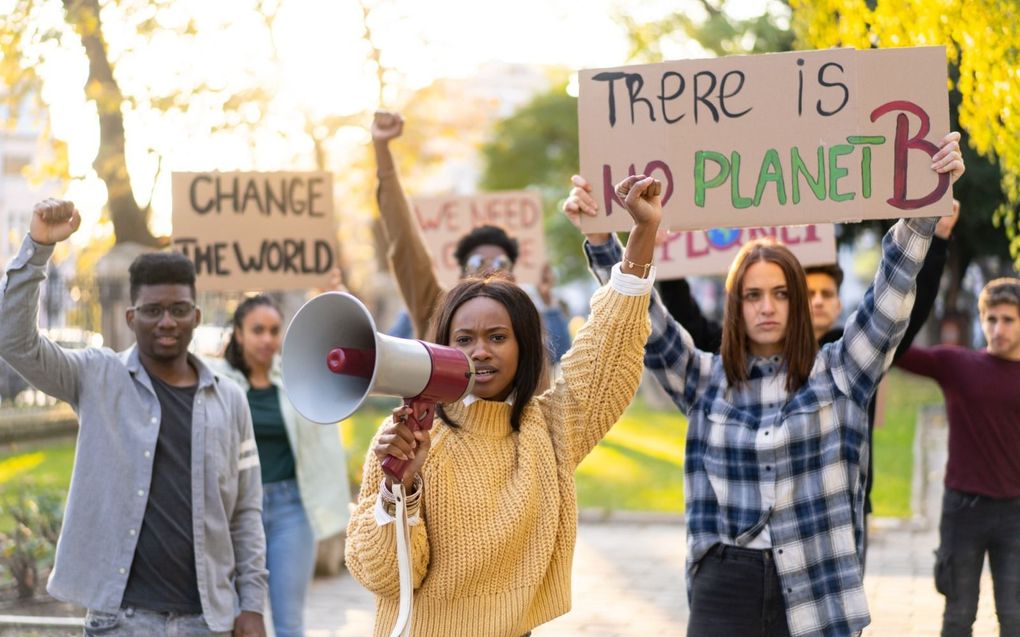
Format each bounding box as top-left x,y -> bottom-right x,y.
0,439 -> 76,492
338,397 -> 687,513
575,400 -> 685,513
0,368 -> 946,520
869,368 -> 944,517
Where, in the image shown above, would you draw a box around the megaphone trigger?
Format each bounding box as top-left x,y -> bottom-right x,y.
408,399 -> 436,426
380,396 -> 439,482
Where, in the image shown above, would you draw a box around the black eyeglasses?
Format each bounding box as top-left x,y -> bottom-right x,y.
463,254 -> 513,275
130,302 -> 197,322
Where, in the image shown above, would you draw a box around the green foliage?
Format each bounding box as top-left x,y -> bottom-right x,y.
790,0 -> 1020,268
0,484 -> 64,599
941,78 -> 1012,270
617,0 -> 795,61
340,400 -> 392,492
479,85 -> 589,282
616,0 -> 1014,283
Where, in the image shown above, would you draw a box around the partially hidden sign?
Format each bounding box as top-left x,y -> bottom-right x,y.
411,191 -> 545,287
579,46 -> 951,232
171,172 -> 338,292
655,224 -> 836,280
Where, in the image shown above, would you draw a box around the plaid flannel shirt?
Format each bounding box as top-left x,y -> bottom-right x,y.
584,217 -> 936,637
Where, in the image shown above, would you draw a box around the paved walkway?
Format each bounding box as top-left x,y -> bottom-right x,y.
301,407 -> 1000,636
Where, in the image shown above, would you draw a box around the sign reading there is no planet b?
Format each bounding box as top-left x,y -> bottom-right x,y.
578,46 -> 952,233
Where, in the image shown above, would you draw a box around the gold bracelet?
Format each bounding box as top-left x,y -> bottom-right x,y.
622,256 -> 653,279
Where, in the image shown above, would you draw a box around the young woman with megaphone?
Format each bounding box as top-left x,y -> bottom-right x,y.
344,175 -> 661,637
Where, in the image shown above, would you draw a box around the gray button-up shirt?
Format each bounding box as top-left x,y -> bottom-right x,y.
0,236 -> 267,631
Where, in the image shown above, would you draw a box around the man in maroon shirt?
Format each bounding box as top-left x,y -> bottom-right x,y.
897,277 -> 1020,637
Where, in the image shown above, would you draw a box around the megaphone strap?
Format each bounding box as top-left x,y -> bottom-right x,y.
387,426 -> 451,637
388,482 -> 414,637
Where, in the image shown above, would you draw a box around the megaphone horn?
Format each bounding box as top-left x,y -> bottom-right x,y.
282,292 -> 474,482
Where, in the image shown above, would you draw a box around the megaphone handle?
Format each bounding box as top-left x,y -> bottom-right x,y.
381,397 -> 437,483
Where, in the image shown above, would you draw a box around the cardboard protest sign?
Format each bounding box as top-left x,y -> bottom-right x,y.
579,46 -> 951,232
171,172 -> 338,292
410,191 -> 545,287
655,223 -> 837,279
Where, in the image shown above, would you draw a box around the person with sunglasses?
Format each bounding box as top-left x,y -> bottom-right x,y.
0,198 -> 268,637
372,111 -> 571,365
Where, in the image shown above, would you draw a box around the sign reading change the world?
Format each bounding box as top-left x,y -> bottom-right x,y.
171,171 -> 338,292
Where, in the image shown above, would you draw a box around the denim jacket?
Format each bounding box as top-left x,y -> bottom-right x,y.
0,236 -> 267,631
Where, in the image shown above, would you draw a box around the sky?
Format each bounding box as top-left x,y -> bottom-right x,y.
11,0 -> 773,244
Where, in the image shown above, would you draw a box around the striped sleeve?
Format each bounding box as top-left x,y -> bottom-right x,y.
237,437 -> 260,472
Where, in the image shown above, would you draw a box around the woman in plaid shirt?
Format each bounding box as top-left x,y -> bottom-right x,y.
564,133 -> 965,637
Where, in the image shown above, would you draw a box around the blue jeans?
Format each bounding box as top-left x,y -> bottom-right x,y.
263,479 -> 316,637
687,544 -> 792,637
936,488 -> 1020,637
83,607 -> 228,636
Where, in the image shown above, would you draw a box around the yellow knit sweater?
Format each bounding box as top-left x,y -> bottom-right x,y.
345,284 -> 651,637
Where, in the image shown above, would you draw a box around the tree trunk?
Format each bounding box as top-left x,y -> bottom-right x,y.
940,243 -> 973,347
62,0 -> 165,248
12,554 -> 37,599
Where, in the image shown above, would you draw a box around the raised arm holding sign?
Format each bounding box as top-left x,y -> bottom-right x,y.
567,43 -> 963,636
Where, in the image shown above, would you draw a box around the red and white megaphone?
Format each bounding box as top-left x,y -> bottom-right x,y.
282,292 -> 474,482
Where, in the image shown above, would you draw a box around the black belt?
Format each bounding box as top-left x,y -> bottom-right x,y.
947,487 -> 1020,504
709,543 -> 774,562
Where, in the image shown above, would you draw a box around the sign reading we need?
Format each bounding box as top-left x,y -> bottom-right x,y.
411,191 -> 545,287
578,46 -> 951,232
656,224 -> 837,279
171,172 -> 338,292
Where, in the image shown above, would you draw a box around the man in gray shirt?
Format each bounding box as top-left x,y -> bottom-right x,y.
0,198 -> 268,636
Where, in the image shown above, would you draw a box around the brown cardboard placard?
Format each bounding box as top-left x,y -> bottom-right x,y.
410,191 -> 545,286
579,46 -> 951,232
171,171 -> 338,292
655,223 -> 837,279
